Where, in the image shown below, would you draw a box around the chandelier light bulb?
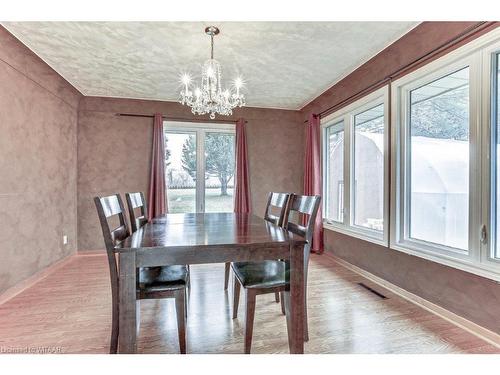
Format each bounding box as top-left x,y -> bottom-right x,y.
234,76 -> 244,97
180,73 -> 192,97
181,73 -> 191,86
234,77 -> 244,89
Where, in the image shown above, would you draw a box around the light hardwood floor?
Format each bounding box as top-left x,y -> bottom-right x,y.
0,253 -> 498,354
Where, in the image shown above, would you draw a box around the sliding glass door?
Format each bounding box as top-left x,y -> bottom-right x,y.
204,132 -> 235,212
164,122 -> 235,213
165,131 -> 197,213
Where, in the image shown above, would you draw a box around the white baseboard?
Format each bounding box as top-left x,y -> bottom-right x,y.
0,251 -> 103,305
324,252 -> 500,348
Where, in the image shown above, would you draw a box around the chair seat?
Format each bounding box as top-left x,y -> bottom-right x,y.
137,265 -> 189,293
232,260 -> 289,289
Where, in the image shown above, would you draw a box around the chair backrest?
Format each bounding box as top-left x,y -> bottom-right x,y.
94,194 -> 130,296
263,192 -> 291,227
125,192 -> 148,232
284,194 -> 321,258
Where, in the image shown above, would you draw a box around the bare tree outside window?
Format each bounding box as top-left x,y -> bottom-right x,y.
181,132 -> 235,196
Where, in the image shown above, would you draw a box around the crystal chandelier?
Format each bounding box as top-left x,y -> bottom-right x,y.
179,26 -> 245,119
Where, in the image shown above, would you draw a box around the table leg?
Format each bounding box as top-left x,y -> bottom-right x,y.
287,240 -> 305,354
118,251 -> 137,353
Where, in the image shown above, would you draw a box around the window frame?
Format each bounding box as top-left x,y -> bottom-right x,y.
391,28 -> 500,281
321,86 -> 390,246
163,121 -> 235,213
481,39 -> 500,268
323,120 -> 345,224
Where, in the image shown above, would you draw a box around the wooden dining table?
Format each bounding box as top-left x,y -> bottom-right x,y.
114,212 -> 307,354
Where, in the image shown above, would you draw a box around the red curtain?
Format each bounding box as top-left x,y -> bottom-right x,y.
148,113 -> 167,219
234,118 -> 251,213
304,114 -> 323,253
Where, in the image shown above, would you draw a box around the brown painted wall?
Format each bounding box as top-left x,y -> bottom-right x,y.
302,22 -> 500,334
0,27 -> 81,293
77,97 -> 304,251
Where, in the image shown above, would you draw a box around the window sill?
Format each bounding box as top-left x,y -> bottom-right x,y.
323,222 -> 388,247
390,242 -> 500,282
323,222 -> 500,282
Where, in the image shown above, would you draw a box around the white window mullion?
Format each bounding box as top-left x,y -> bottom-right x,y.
382,89 -> 391,245
481,39 -> 500,267
469,51 -> 483,265
401,87 -> 411,245
196,129 -> 205,213
480,46 -> 493,265
390,84 -> 403,247
321,126 -> 329,220
344,114 -> 352,227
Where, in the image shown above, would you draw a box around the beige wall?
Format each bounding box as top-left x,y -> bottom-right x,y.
0,27 -> 81,294
77,97 -> 304,251
302,22 -> 500,334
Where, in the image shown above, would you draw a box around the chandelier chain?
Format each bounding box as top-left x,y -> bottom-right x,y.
211,33 -> 214,59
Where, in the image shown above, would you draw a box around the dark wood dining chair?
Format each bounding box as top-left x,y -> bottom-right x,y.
263,192 -> 292,226
94,194 -> 189,354
223,192 -> 291,296
125,191 -> 148,232
126,191 -> 191,292
231,194 -> 321,353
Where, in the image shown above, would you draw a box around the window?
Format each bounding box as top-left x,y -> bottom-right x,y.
165,131 -> 197,213
491,51 -> 500,260
353,104 -> 385,231
325,122 -> 344,223
392,28 -> 500,280
164,122 -> 235,213
409,67 -> 470,251
204,132 -> 235,213
322,86 -> 389,245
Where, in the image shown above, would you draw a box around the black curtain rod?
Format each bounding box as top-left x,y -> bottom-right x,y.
304,21 -> 494,123
116,113 -> 246,124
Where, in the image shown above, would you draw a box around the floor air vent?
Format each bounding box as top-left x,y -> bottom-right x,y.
358,282 -> 388,299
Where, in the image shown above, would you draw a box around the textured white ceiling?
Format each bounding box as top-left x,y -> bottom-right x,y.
3,22 -> 418,109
